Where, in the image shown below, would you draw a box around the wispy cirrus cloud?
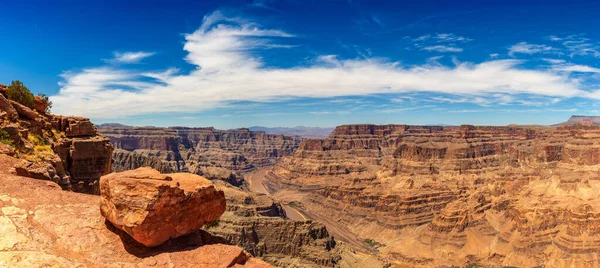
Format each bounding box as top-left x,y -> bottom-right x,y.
409,33 -> 471,53
508,42 -> 558,56
543,58 -> 600,73
50,11 -> 600,119
107,51 -> 155,64
545,35 -> 600,58
422,45 -> 463,52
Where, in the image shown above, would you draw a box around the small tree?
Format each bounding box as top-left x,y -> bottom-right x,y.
0,129 -> 13,146
36,93 -> 53,113
7,80 -> 34,108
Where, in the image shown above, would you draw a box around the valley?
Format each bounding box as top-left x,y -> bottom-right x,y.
5,92 -> 600,267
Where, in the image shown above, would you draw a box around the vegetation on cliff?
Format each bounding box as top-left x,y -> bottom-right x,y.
7,80 -> 34,108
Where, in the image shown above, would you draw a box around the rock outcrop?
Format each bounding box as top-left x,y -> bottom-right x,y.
266,123 -> 600,267
100,167 -> 226,247
555,115 -> 600,126
0,161 -> 271,268
99,126 -> 302,173
206,181 -> 348,267
0,97 -> 113,193
33,95 -> 48,113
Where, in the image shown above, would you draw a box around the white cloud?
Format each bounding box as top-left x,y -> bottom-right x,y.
413,33 -> 472,43
508,42 -> 558,56
422,45 -> 463,53
548,35 -> 600,58
110,51 -> 155,63
543,58 -> 600,73
51,11 -> 600,119
548,35 -> 563,41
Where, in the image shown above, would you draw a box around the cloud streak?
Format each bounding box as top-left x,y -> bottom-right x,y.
508,42 -> 558,56
109,51 -> 155,63
51,11 -> 599,119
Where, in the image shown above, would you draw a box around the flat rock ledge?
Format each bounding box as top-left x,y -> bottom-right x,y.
100,167 -> 226,247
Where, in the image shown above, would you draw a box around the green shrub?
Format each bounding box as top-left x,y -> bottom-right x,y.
7,80 -> 34,108
0,129 -> 13,146
363,238 -> 386,249
204,219 -> 220,229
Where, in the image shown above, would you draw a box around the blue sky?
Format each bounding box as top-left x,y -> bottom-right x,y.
2,0 -> 600,128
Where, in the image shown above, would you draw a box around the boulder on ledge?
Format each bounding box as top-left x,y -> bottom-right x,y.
33,95 -> 49,113
100,167 -> 226,247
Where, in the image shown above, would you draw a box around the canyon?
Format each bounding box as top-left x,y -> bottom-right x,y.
99,124 -> 384,267
5,91 -> 600,268
265,123 -> 600,267
98,125 -> 302,185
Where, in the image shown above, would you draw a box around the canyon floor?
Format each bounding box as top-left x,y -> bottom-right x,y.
244,167 -> 372,253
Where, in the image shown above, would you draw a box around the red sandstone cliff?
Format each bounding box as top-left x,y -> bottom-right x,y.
0,89 -> 112,193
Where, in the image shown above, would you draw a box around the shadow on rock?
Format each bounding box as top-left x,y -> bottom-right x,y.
105,220 -> 231,258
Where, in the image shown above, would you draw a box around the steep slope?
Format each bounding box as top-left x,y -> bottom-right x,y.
0,89 -> 112,193
99,126 -> 302,174
266,123 -> 600,267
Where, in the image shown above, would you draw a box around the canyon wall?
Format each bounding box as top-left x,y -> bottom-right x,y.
99,126 -> 302,174
266,123 -> 600,267
1,90 -> 113,193
97,126 -> 365,267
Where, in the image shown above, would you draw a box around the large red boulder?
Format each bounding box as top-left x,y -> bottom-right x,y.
100,167 -> 226,247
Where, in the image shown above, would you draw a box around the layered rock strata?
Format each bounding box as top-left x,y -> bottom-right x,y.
99,126 -> 302,174
207,182 -> 345,267
266,123 -> 600,267
0,90 -> 112,193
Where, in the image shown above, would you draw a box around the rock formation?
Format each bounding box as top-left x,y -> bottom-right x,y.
99,126 -> 302,174
248,126 -> 334,138
98,125 -> 388,267
100,167 -> 226,247
206,181 -> 351,267
0,157 -> 271,267
266,123 -> 600,267
0,90 -> 113,193
555,115 -> 600,126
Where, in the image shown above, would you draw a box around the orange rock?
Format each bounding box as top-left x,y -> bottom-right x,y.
33,95 -> 48,113
0,84 -> 7,97
0,171 -> 272,268
100,167 -> 226,247
0,94 -> 18,120
9,100 -> 39,120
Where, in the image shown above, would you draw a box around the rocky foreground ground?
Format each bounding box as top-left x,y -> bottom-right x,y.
0,159 -> 271,267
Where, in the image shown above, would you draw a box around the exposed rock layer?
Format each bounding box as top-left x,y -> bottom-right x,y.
266,123 -> 600,267
556,115 -> 600,126
0,96 -> 112,193
207,182 -> 346,267
99,126 -> 302,173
